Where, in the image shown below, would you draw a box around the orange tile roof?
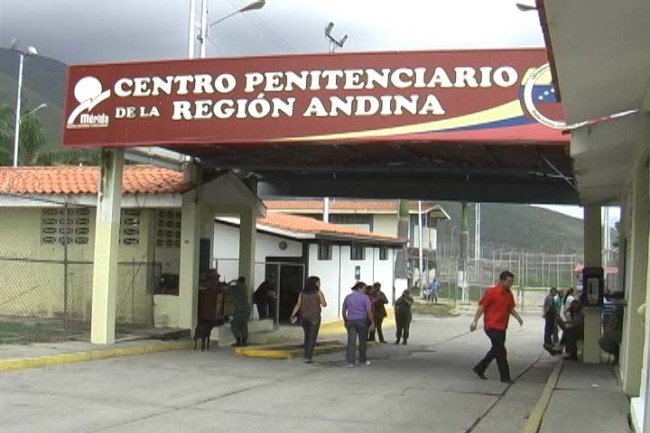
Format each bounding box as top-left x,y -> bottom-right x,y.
0,165 -> 187,195
265,199 -> 440,213
258,212 -> 405,244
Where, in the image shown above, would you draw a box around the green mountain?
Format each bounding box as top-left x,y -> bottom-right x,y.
436,201 -> 584,255
0,48 -> 66,150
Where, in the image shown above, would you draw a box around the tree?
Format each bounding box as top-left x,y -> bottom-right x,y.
17,111 -> 46,165
0,104 -> 14,165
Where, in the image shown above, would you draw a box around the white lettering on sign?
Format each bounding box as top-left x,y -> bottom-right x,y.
73,65 -> 526,125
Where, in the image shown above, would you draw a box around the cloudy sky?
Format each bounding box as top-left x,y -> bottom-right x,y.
0,0 -> 544,64
1,0 -> 618,222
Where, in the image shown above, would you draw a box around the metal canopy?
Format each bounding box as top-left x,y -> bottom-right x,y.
184,140 -> 576,204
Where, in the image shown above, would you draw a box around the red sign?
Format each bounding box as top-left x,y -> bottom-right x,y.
62,48 -> 567,148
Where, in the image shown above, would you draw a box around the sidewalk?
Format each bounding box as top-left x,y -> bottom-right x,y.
538,360 -> 631,433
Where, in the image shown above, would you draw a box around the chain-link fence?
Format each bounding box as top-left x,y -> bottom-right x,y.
0,196 -> 158,343
431,243 -> 584,311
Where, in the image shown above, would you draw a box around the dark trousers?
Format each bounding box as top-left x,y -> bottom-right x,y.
396,315 -> 411,342
475,329 -> 511,381
302,319 -> 321,360
231,311 -> 250,339
368,316 -> 385,342
346,319 -> 369,364
544,315 -> 555,347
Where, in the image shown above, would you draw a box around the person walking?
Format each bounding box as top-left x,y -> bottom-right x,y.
368,282 -> 388,343
290,276 -> 327,363
394,289 -> 414,345
470,271 -> 524,384
342,283 -> 375,367
230,276 -> 251,347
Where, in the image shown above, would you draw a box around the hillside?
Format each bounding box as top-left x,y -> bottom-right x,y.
0,48 -> 66,150
436,201 -> 584,255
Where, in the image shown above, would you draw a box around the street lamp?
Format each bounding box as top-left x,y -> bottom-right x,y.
193,0 -> 266,59
515,2 -> 537,12
9,39 -> 38,167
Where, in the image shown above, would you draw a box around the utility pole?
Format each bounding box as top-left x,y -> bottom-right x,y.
474,203 -> 481,282
460,202 -> 470,303
322,22 -> 348,223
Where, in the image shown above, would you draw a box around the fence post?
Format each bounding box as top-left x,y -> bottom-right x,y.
63,203 -> 69,337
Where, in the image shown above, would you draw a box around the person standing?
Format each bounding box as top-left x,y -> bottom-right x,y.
230,276 -> 251,347
428,278 -> 440,304
394,289 -> 414,345
253,274 -> 276,320
543,287 -> 559,354
470,271 -> 524,384
368,282 -> 388,343
342,283 -> 375,367
290,276 -> 327,363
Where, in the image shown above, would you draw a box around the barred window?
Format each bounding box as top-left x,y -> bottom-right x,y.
318,244 -> 332,261
41,207 -> 90,245
350,245 -> 365,261
329,214 -> 372,225
156,210 -> 182,248
120,209 -> 141,245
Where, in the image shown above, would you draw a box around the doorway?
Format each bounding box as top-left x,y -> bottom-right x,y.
265,258 -> 305,324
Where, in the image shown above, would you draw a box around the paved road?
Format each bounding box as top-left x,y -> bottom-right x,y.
0,313 -> 555,433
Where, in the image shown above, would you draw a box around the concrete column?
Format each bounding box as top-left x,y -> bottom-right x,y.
91,149 -> 124,345
178,187 -> 201,330
238,207 -> 256,304
583,205 -> 603,363
622,159 -> 649,395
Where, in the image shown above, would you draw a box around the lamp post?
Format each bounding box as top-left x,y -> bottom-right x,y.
9,40 -> 38,167
193,0 -> 266,59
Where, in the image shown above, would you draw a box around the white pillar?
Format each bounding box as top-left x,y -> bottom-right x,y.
239,207 -> 256,303
583,205 -> 603,363
90,149 -> 124,345
622,160 -> 649,395
178,187 -> 201,330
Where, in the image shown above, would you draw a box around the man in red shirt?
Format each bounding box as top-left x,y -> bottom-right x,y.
470,270 -> 524,384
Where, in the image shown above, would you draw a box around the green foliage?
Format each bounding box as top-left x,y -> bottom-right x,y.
438,201 -> 584,255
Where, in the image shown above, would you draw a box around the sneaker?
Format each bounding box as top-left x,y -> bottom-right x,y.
394,340 -> 400,345
362,360 -> 371,366
304,359 -> 313,364
347,363 -> 354,368
500,378 -> 513,385
472,366 -> 487,380
402,341 -> 407,345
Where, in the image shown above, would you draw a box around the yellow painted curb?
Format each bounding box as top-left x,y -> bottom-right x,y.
235,339 -> 347,359
522,359 -> 564,433
319,310 -> 397,335
0,340 -> 193,373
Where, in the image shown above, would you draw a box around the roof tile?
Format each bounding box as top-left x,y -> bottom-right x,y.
258,212 -> 404,243
0,165 -> 187,195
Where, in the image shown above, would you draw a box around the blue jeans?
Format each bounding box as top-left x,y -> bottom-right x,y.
302,319 -> 321,360
346,319 -> 368,364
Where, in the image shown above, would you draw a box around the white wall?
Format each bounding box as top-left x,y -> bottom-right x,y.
213,222 -> 303,288
373,214 -> 398,237
308,244 -> 396,322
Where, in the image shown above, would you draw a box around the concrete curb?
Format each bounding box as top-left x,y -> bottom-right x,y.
522,359 -> 564,433
0,340 -> 193,373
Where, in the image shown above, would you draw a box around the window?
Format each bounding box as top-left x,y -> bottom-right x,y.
350,245 -> 365,261
318,244 -> 332,261
120,209 -> 140,245
156,210 -> 182,248
379,247 -> 388,261
41,207 -> 90,245
330,214 -> 372,225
